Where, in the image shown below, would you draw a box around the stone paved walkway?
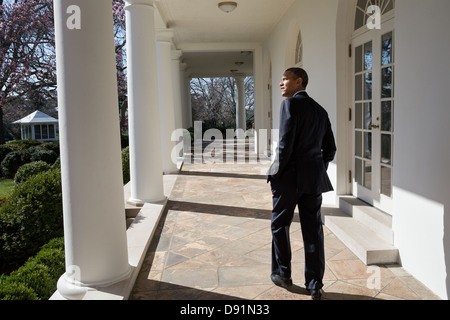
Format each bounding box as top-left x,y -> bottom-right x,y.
129,139 -> 440,300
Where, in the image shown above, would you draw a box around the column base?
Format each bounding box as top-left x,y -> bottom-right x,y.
127,196 -> 167,207
56,266 -> 133,300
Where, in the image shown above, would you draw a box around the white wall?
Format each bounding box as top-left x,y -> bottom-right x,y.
264,0 -> 339,205
393,0 -> 450,300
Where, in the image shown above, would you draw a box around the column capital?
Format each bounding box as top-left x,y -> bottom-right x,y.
156,28 -> 174,42
172,50 -> 183,60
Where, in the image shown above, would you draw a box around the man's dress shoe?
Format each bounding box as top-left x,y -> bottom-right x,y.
270,274 -> 293,288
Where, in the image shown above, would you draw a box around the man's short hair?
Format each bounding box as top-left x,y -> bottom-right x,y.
285,67 -> 309,89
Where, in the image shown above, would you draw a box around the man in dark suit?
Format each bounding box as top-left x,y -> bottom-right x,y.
267,68 -> 336,300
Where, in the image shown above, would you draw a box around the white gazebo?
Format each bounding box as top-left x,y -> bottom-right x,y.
13,110 -> 58,141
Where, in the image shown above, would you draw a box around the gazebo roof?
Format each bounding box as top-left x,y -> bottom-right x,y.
13,110 -> 58,124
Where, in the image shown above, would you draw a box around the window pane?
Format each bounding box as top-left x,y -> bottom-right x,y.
357,0 -> 366,10
364,103 -> 372,129
364,160 -> 372,189
364,41 -> 372,70
381,166 -> 392,197
355,103 -> 363,129
35,125 -> 41,139
295,31 -> 303,65
384,0 -> 395,13
355,158 -> 363,185
355,131 -> 363,157
354,8 -> 365,31
49,125 -> 55,138
355,45 -> 363,73
381,32 -> 393,66
381,101 -> 392,131
365,72 -> 372,100
42,125 -> 48,139
355,74 -> 363,101
381,67 -> 393,98
381,134 -> 392,165
364,132 -> 372,159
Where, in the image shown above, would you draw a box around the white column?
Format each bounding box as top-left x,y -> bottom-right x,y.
235,76 -> 246,138
183,75 -> 193,129
125,0 -> 165,203
156,29 -> 178,173
253,46 -> 264,154
179,64 -> 189,129
172,50 -> 183,130
53,0 -> 130,299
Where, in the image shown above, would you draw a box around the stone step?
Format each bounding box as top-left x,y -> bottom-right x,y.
339,196 -> 394,244
324,212 -> 399,265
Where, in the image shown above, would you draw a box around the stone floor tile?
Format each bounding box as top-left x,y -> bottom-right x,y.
218,264 -> 272,287
161,267 -> 219,290
254,285 -> 312,300
322,280 -> 378,300
397,276 -> 441,300
380,278 -> 421,300
210,285 -> 273,300
326,259 -> 378,280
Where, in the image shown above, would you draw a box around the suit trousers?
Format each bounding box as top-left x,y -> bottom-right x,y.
270,171 -> 325,290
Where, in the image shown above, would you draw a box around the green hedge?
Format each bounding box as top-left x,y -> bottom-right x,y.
0,140 -> 59,178
122,146 -> 130,184
0,168 -> 63,268
0,237 -> 65,300
0,150 -> 32,178
5,139 -> 42,151
14,161 -> 52,186
0,145 -> 14,166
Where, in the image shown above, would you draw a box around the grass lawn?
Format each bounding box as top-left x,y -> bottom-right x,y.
0,179 -> 14,197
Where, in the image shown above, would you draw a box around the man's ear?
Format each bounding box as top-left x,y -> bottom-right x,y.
297,77 -> 304,89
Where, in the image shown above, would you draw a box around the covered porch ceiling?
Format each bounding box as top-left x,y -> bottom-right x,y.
155,0 -> 295,78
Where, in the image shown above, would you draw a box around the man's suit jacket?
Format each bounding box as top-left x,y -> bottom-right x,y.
268,91 -> 337,195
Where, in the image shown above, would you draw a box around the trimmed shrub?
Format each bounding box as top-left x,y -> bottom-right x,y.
6,139 -> 41,151
122,146 -> 130,184
0,237 -> 65,300
14,161 -> 52,186
29,147 -> 58,165
0,145 -> 14,169
52,157 -> 60,169
33,237 -> 65,278
0,281 -> 38,300
5,261 -> 55,299
38,141 -> 60,155
0,168 -> 63,268
0,149 -> 32,178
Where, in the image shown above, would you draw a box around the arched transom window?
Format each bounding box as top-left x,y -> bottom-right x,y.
294,29 -> 303,66
354,0 -> 395,31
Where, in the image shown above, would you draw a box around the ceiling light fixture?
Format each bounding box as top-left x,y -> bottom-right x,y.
218,2 -> 238,13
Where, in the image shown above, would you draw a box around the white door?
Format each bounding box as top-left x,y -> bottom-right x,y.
352,19 -> 395,214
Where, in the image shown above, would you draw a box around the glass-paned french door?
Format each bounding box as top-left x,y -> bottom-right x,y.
352,19 -> 394,214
